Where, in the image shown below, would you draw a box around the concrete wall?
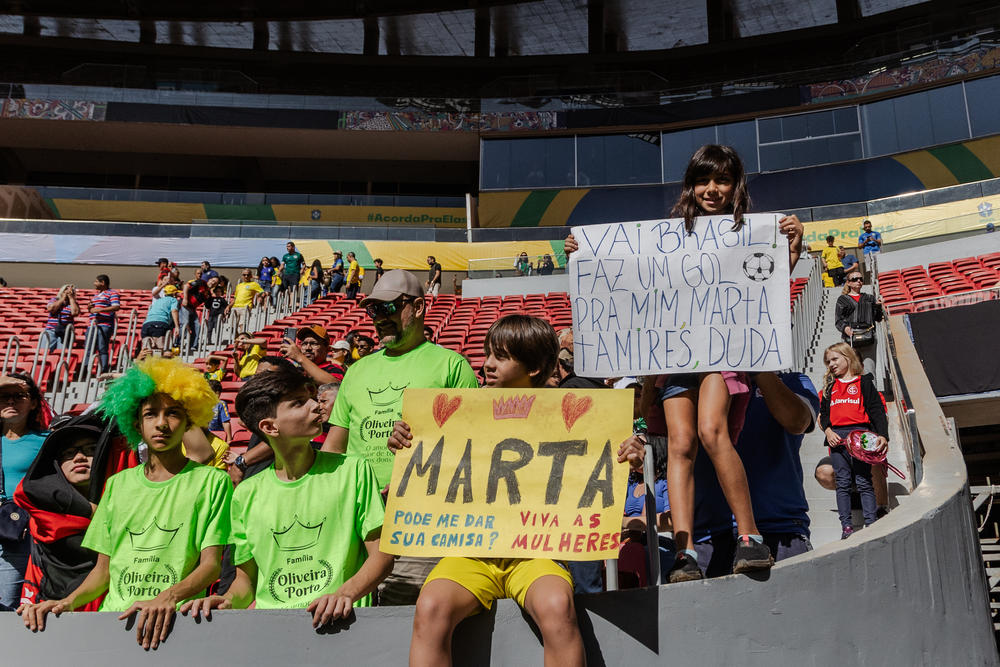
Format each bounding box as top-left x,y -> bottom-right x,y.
2,317 -> 996,666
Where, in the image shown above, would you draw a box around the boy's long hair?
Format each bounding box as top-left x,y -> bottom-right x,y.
236,366 -> 312,441
483,314 -> 559,388
98,357 -> 217,447
671,144 -> 750,234
822,342 -> 864,395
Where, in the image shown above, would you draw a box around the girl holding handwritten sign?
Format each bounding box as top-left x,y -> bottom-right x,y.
567,145 -> 804,583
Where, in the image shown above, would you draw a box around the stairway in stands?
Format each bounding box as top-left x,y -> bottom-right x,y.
799,285 -> 909,548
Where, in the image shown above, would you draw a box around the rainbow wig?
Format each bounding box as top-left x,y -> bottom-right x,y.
98,357 -> 218,447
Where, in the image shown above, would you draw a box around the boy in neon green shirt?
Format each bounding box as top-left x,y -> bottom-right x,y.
182,366 -> 393,627
17,357 -> 231,651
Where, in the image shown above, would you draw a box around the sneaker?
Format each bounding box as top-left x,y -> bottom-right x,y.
732,536 -> 774,574
667,553 -> 704,583
841,525 -> 854,540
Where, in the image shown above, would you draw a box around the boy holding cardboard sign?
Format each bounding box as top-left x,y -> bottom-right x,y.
389,314 -> 596,666
181,367 -> 394,626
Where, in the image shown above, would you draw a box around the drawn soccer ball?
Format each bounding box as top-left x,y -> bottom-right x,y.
743,253 -> 775,282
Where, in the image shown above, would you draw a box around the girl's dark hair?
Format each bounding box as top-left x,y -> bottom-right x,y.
270,256 -> 280,268
483,314 -> 559,388
671,144 -> 750,234
628,435 -> 669,483
311,259 -> 323,273
6,372 -> 45,432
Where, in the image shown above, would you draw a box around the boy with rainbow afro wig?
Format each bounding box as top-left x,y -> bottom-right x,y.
17,357 -> 232,651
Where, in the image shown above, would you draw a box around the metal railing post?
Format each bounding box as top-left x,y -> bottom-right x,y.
642,443 -> 661,586
1,335 -> 20,375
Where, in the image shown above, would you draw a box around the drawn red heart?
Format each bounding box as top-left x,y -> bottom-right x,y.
433,394 -> 462,428
561,393 -> 592,431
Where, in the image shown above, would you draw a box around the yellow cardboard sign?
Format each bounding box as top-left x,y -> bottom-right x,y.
381,388 -> 634,561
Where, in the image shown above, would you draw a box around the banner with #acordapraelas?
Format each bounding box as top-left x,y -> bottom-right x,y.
381,388 -> 633,560
568,214 -> 791,377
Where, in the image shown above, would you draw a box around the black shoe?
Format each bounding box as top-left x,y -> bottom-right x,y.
732,536 -> 774,574
668,553 -> 704,583
876,506 -> 888,519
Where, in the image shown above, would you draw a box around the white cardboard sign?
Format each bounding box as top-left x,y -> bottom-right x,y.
569,214 -> 791,376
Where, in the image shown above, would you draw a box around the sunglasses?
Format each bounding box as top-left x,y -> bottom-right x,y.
365,298 -> 412,319
847,277 -> 863,282
57,443 -> 97,462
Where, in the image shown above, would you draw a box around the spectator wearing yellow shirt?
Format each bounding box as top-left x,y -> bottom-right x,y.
227,269 -> 264,332
345,252 -> 362,300
232,333 -> 268,379
820,235 -> 845,286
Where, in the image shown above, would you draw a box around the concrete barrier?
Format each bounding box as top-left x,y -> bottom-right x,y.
3,318 -> 996,666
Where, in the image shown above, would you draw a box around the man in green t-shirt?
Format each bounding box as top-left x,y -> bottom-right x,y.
18,357 -> 231,651
181,367 -> 392,625
279,241 -> 306,294
322,269 -> 478,604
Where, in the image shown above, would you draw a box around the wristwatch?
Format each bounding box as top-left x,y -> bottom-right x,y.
233,454 -> 247,472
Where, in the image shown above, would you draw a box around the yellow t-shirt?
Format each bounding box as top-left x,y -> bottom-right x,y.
232,281 -> 263,308
182,434 -> 230,470
204,369 -> 224,382
347,259 -> 361,285
236,344 -> 265,378
821,246 -> 843,270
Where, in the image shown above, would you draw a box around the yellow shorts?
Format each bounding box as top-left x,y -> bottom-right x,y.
425,557 -> 573,610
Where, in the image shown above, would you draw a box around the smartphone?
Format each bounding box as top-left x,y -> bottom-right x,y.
284,327 -> 298,341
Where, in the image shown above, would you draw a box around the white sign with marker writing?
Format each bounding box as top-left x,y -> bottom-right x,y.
569,214 -> 791,376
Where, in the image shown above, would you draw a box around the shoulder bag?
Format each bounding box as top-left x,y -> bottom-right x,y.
0,440 -> 29,542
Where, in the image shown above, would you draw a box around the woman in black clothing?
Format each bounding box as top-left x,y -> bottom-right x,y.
834,269 -> 884,377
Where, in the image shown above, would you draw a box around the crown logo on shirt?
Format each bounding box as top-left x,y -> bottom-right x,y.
127,520 -> 182,552
492,395 -> 536,420
272,516 -> 324,552
368,383 -> 408,407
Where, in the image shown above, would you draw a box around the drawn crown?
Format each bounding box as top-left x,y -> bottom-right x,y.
492,394 -> 536,420
272,517 -> 324,551
127,521 -> 181,552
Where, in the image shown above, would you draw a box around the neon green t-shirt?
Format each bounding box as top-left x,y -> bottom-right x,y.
231,451 -> 384,609
329,340 -> 479,487
81,461 -> 232,612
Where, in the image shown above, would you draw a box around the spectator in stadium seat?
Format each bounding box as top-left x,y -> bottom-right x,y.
14,417 -> 108,613
839,247 -> 859,277
312,383 -> 340,447
819,343 -> 888,539
280,325 -> 339,385
41,284 -> 80,352
141,281 -> 180,351
256,256 -> 275,301
328,340 -> 351,379
425,256 -> 442,297
345,252 -> 362,300
329,251 -> 345,294
308,259 -> 324,304
17,359 -> 230,649
155,258 -> 179,286
180,269 -> 211,349
206,380 -> 232,441
85,275 -> 119,374
821,235 -> 846,286
232,333 -> 268,380
200,261 -> 219,283
514,251 -> 532,276
373,258 -> 385,284
352,335 -> 375,364
835,270 -> 884,377
227,269 -> 265,334
278,242 -> 305,296
393,314 -> 584,667
1,373 -> 49,611
322,269 -> 478,604
182,367 -> 392,624
204,282 -> 228,345
858,219 -> 882,257
537,254 -> 555,276
735,372 -> 819,562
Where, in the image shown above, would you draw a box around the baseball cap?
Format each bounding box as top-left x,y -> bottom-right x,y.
359,269 -> 424,306
162,284 -> 179,295
331,340 -> 351,352
296,325 -> 329,343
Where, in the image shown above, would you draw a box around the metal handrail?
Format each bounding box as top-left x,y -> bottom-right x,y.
117,309 -> 139,373
46,358 -> 72,415
642,443 -> 661,586
78,324 -> 99,384
788,256 -> 822,371
1,335 -> 20,375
